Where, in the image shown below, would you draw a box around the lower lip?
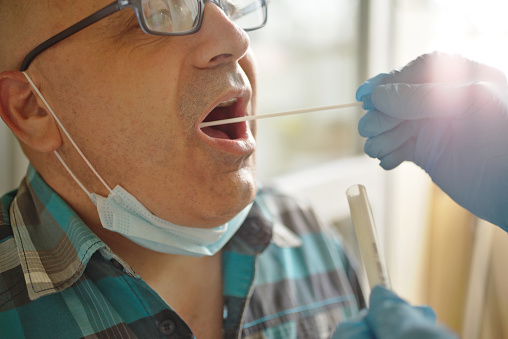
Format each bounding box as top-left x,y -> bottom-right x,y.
197,121 -> 256,156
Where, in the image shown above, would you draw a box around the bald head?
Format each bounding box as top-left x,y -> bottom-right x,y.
0,0 -> 45,71
0,1 -> 22,71
0,0 -> 106,72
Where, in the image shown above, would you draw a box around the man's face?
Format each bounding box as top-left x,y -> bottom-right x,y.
29,0 -> 258,227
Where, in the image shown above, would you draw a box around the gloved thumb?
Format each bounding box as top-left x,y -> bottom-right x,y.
332,309 -> 372,339
367,286 -> 456,339
368,286 -> 436,323
371,82 -> 498,121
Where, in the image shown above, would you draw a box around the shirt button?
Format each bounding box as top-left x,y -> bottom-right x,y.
159,319 -> 176,335
223,304 -> 229,319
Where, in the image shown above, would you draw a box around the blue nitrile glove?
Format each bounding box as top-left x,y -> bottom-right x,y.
356,52 -> 508,230
332,286 -> 457,339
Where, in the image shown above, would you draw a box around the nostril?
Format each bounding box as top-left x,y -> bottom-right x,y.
209,53 -> 233,65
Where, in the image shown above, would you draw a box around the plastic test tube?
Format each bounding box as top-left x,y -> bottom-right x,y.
346,184 -> 391,291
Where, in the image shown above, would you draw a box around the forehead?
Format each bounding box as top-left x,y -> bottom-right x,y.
3,0 -> 139,71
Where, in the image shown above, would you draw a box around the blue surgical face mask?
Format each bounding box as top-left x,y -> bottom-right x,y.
23,72 -> 252,257
92,186 -> 252,256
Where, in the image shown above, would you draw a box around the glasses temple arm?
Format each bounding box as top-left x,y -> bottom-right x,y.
20,2 -> 121,71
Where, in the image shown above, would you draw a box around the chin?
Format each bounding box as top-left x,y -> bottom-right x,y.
237,174 -> 257,207
203,166 -> 257,227
228,167 -> 257,212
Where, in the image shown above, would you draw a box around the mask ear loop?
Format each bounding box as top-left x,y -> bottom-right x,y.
22,71 -> 113,197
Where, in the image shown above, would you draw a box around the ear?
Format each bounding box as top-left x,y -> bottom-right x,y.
0,71 -> 62,152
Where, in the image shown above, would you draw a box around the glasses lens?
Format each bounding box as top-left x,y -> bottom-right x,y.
142,0 -> 200,33
221,0 -> 266,31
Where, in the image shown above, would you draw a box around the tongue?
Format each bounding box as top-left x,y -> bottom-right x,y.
201,126 -> 230,139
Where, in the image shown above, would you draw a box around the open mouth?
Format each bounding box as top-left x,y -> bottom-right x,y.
200,98 -> 246,140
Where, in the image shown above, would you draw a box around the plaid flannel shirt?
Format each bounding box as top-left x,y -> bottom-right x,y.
0,166 -> 363,338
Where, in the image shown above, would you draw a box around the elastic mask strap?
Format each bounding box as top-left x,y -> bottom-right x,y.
22,72 -> 113,196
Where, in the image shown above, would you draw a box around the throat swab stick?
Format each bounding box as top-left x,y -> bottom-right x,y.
346,184 -> 391,294
199,102 -> 362,128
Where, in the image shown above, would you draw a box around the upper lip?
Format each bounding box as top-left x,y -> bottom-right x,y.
197,88 -> 251,127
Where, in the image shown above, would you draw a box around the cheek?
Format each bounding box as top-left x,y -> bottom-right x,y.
39,73 -> 184,184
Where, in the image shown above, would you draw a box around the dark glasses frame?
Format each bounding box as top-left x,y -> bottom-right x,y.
20,0 -> 267,71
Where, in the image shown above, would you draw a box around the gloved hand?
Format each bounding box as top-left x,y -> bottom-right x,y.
356,52 -> 508,229
332,286 -> 457,339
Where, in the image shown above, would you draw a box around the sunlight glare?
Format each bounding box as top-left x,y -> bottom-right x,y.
467,0 -> 508,34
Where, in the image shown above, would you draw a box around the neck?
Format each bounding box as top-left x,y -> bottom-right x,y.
114,242 -> 224,339
33,160 -> 225,337
88,203 -> 225,337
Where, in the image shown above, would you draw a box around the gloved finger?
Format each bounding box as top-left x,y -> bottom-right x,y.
332,322 -> 372,339
366,286 -> 445,339
371,82 -> 496,120
356,53 -> 449,101
332,309 -> 373,339
359,110 -> 405,137
370,285 -> 436,322
374,52 -> 507,87
356,73 -> 392,101
357,53 -> 507,105
410,52 -> 508,86
360,94 -> 376,111
378,140 -> 416,170
414,305 -> 438,322
368,285 -> 409,306
363,121 -> 416,159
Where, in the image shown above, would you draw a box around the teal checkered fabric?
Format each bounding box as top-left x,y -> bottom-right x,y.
0,166 -> 363,338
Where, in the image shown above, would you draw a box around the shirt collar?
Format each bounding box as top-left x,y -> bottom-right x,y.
10,165 -> 106,300
227,201 -> 273,255
225,188 -> 303,255
9,167 -> 290,300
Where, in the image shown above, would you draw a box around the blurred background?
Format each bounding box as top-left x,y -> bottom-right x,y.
3,0 -> 508,337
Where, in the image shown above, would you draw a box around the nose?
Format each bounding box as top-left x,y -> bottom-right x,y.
190,2 -> 250,68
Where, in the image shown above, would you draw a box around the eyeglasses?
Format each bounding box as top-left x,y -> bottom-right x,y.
20,0 -> 268,71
